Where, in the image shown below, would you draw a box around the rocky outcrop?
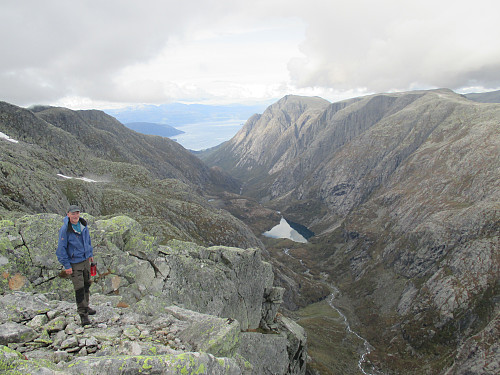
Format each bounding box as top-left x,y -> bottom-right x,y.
444,312 -> 500,375
0,213 -> 306,374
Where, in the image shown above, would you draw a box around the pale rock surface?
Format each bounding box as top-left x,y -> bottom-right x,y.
0,214 -> 305,374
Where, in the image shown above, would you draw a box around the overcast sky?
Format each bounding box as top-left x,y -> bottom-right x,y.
2,0 -> 499,109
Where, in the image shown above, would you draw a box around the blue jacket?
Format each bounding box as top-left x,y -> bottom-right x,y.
56,216 -> 93,269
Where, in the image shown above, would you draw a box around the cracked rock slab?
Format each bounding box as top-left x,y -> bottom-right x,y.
0,322 -> 37,345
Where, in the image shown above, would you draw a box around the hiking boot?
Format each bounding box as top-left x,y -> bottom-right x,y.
87,307 -> 96,315
80,314 -> 91,326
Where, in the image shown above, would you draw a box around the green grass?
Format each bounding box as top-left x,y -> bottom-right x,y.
295,299 -> 366,375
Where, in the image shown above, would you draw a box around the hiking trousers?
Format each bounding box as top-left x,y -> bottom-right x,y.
70,259 -> 91,316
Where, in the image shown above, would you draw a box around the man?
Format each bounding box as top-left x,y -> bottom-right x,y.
56,205 -> 96,326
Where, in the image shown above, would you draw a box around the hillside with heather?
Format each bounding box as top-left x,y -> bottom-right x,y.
0,101 -> 255,248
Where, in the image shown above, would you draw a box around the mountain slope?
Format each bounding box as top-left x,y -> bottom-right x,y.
322,91 -> 499,373
465,89 -> 500,103
0,101 -> 259,249
31,106 -> 212,186
203,89 -> 500,374
202,95 -> 331,186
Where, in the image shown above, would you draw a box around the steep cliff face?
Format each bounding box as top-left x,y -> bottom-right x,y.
301,90 -> 498,226
203,95 -> 331,187
333,91 -> 500,372
204,89 -> 500,374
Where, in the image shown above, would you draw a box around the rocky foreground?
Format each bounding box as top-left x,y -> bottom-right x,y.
0,292 -> 304,374
0,214 -> 306,374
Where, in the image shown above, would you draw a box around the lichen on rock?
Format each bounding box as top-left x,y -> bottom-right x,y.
0,213 -> 306,374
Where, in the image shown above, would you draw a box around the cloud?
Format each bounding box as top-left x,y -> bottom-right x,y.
287,0 -> 500,93
1,0 -> 231,106
1,0 -> 499,108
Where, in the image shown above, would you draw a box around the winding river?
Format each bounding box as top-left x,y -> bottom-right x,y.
326,286 -> 376,375
283,248 -> 379,375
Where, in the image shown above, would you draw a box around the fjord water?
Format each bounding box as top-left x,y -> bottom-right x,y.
170,120 -> 245,150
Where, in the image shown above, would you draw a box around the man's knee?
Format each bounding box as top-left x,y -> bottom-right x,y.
84,279 -> 91,293
75,287 -> 85,304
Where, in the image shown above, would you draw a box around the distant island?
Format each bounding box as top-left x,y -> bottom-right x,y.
124,121 -> 185,137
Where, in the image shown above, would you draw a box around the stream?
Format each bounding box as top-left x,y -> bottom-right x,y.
326,286 -> 376,375
283,248 -> 380,375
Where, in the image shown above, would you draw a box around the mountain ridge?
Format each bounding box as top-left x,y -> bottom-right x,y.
465,89 -> 500,103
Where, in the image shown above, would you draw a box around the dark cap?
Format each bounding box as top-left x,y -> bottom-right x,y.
67,205 -> 81,213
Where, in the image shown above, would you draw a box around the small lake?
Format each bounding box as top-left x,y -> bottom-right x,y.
263,217 -> 313,243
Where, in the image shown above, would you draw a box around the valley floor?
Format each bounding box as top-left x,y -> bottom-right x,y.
264,238 -> 381,375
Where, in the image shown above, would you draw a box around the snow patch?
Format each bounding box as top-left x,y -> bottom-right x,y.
0,132 -> 19,143
57,174 -> 97,183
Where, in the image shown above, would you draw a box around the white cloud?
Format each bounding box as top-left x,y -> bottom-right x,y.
109,17 -> 306,104
288,0 -> 500,93
1,0 -> 499,109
